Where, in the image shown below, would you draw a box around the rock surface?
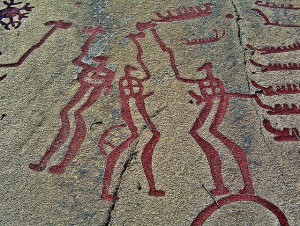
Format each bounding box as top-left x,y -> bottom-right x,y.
0,0 -> 299,225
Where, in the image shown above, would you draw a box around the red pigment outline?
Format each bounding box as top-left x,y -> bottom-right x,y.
149,25 -> 256,196
0,73 -> 7,82
75,2 -> 82,8
182,29 -> 226,46
98,124 -> 127,156
29,25 -> 116,174
247,92 -> 300,115
247,42 -> 300,55
0,0 -> 34,30
226,14 -> 234,19
250,59 -> 300,72
191,194 -> 289,226
252,9 -> 300,28
151,3 -> 212,23
99,30 -> 165,202
263,119 -> 300,142
251,80 -> 300,96
255,1 -> 300,10
0,20 -> 72,68
267,103 -> 300,115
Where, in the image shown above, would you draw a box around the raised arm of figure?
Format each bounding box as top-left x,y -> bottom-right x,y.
72,25 -> 103,68
149,27 -> 198,84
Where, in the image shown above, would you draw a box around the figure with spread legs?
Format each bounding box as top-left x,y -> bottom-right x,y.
142,22 -> 255,196
29,26 -> 115,174
99,32 -> 165,201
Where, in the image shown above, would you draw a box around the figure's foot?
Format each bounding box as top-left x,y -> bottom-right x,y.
149,189 -> 165,197
49,165 -> 66,174
101,194 -> 119,202
29,163 -> 46,172
239,186 -> 255,195
210,187 -> 230,196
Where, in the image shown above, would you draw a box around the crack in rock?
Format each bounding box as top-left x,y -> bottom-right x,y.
103,105 -> 164,225
229,0 -> 251,92
104,140 -> 139,226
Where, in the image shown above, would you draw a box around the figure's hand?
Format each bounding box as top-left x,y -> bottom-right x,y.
44,20 -> 72,29
22,3 -> 35,11
83,25 -> 103,35
126,32 -> 146,40
143,91 -> 154,99
188,90 -> 204,105
104,85 -> 113,96
136,21 -> 157,31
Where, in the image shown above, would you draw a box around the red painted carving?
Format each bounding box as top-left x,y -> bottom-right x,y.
29,26 -> 115,174
98,124 -> 127,156
226,14 -> 234,19
182,29 -> 226,46
251,81 -> 300,96
0,20 -> 72,68
250,59 -> 300,72
98,31 -> 165,202
247,42 -> 300,55
151,3 -> 212,23
255,1 -> 300,10
75,2 -> 82,8
149,26 -> 255,196
0,0 -> 34,30
252,9 -> 300,28
248,94 -> 300,116
268,104 -> 300,115
191,194 -> 289,226
263,119 -> 300,142
0,73 -> 7,82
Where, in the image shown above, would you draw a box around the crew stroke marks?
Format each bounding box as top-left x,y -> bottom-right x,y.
151,3 -> 212,23
251,81 -> 300,96
254,1 -> 300,10
252,1 -> 300,28
250,59 -> 300,72
182,29 -> 226,46
263,119 -> 300,142
247,42 -> 300,55
249,0 -> 300,143
0,0 -> 34,30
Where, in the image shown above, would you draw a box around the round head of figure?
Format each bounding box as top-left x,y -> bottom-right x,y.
93,55 -> 109,65
124,65 -> 138,76
196,62 -> 212,71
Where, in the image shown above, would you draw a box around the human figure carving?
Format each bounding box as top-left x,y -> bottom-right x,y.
144,23 -> 255,196
99,32 -> 165,201
29,26 -> 115,174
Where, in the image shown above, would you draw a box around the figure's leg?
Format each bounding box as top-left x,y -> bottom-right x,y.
29,84 -> 90,172
15,21 -> 21,29
136,98 -> 165,197
190,101 -> 229,196
101,100 -> 138,201
0,21 -> 8,29
101,133 -> 138,201
49,86 -> 102,174
3,21 -> 10,30
209,97 -> 254,194
9,17 -> 16,28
